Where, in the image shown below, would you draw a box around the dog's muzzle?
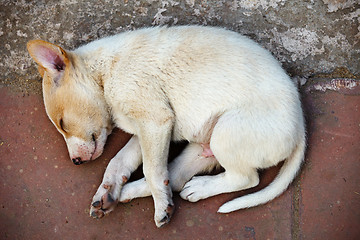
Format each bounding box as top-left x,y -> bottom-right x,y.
72,157 -> 84,165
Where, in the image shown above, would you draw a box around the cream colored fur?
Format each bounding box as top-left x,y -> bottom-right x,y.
27,26 -> 306,228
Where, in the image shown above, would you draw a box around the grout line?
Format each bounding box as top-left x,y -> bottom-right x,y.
291,173 -> 302,240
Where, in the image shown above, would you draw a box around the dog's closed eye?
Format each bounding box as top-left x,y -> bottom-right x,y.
59,118 -> 66,132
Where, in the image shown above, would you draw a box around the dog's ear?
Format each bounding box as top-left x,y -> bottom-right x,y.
27,40 -> 69,79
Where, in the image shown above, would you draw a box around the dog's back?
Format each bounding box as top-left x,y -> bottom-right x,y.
75,26 -> 302,144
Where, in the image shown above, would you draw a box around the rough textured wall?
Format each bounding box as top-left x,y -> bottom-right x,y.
1,0 -> 359,93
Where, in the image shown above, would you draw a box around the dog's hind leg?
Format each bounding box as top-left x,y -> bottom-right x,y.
180,169 -> 259,202
119,143 -> 219,202
180,110 -> 265,202
90,136 -> 142,219
169,143 -> 219,191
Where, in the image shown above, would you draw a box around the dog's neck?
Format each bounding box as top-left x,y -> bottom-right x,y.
71,51 -> 106,94
92,72 -> 105,93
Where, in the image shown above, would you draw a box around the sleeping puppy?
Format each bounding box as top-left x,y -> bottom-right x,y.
27,26 -> 306,227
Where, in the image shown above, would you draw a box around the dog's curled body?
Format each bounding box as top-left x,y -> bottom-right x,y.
27,26 -> 306,227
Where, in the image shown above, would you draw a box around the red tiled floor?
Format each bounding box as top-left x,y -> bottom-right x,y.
0,78 -> 359,239
300,80 -> 360,239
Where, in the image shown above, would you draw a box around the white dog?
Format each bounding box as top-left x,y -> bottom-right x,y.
27,26 -> 306,227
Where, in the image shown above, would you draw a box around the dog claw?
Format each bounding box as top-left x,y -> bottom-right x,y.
91,210 -> 104,219
160,215 -> 169,223
156,203 -> 174,227
92,201 -> 101,208
158,213 -> 171,227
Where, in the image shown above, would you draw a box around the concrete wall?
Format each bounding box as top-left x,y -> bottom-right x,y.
1,0 -> 359,93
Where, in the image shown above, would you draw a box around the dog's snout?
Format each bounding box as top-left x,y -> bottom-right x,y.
72,157 -> 83,165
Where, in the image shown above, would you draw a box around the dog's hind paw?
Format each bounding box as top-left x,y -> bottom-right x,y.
180,175 -> 213,202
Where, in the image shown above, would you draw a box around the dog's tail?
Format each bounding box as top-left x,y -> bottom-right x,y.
217,133 -> 306,213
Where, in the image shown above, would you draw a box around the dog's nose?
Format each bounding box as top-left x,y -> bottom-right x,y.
72,157 -> 83,165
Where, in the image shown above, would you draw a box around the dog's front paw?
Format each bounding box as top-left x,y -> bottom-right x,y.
155,202 -> 175,228
153,182 -> 175,228
90,183 -> 118,218
90,175 -> 128,219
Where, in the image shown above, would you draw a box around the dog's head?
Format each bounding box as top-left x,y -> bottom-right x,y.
27,40 -> 112,165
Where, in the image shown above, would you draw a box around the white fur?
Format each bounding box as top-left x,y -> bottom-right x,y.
65,136 -> 94,160
28,26 -> 306,227
64,127 -> 108,161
